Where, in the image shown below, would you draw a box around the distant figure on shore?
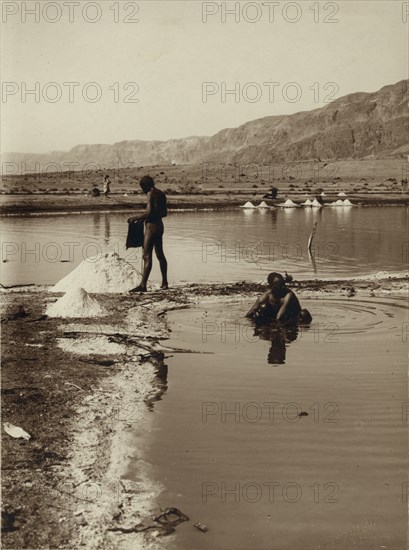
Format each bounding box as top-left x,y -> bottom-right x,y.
103,175 -> 111,197
246,272 -> 312,325
263,186 -> 278,200
128,176 -> 168,293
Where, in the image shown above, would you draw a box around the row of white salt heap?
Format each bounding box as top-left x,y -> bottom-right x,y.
242,194 -> 353,209
278,198 -> 354,208
328,199 -> 354,207
240,201 -> 273,209
302,198 -> 354,207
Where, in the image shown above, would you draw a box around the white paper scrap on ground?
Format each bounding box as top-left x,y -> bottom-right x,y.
4,422 -> 31,440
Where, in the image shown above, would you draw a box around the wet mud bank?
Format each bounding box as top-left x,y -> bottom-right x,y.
1,275 -> 408,548
1,290 -> 188,549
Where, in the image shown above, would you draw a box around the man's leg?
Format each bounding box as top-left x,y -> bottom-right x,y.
154,231 -> 168,289
130,224 -> 155,292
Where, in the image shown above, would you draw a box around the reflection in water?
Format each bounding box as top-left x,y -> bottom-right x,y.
243,209 -> 255,217
92,213 -> 101,237
333,205 -> 353,221
307,216 -> 319,274
103,213 -> 111,243
308,248 -> 317,274
270,208 -> 278,229
145,362 -> 168,410
254,323 -> 300,365
92,212 -> 112,243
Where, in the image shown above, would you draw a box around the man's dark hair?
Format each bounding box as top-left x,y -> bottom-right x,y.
267,272 -> 285,287
140,175 -> 154,190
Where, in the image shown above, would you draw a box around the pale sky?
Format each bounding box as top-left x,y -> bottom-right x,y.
1,0 -> 408,153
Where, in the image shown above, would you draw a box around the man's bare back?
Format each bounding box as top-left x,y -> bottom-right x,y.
246,272 -> 311,325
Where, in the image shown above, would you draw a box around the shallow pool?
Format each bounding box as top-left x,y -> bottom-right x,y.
131,296 -> 408,550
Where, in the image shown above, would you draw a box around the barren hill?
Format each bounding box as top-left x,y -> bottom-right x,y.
3,80 -> 408,173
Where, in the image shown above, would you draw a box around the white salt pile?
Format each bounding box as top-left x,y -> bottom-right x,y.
257,201 -> 269,208
240,201 -> 255,208
343,199 -> 353,206
311,199 -> 323,207
302,199 -> 313,206
280,199 -> 298,208
338,191 -> 347,197
46,287 -> 107,318
51,252 -> 139,294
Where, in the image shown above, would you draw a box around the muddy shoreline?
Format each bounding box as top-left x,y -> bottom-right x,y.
1,276 -> 408,548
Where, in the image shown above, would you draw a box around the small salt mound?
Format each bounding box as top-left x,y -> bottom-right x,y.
257,201 -> 269,208
343,199 -> 353,206
311,199 -> 323,207
338,192 -> 347,197
280,199 -> 298,208
302,199 -> 313,206
46,287 -> 107,318
51,251 -> 138,294
240,202 -> 255,208
320,192 -> 326,196
330,199 -> 344,207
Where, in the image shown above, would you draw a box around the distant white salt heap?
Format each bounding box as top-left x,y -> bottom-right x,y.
51,251 -> 139,294
257,201 -> 269,208
311,199 -> 323,207
240,201 -> 255,208
338,192 -> 347,197
280,199 -> 298,208
46,287 -> 107,318
343,199 -> 353,206
302,199 -> 313,206
330,199 -> 344,207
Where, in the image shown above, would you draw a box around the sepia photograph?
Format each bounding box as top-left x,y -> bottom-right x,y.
1,1 -> 408,549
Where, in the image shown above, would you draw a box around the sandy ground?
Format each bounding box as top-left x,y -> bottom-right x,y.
1,275 -> 408,548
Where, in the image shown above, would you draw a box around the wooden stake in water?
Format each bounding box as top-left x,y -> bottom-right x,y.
308,220 -> 318,252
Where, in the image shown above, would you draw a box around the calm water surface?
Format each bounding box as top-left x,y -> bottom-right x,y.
134,297 -> 408,550
1,206 -> 408,285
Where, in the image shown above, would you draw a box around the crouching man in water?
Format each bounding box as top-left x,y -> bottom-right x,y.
129,176 -> 169,293
246,272 -> 312,325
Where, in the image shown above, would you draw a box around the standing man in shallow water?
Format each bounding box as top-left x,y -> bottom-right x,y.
128,176 -> 169,293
